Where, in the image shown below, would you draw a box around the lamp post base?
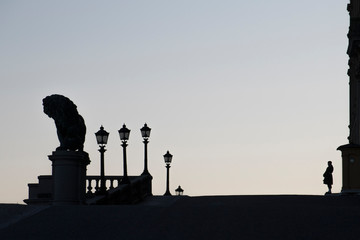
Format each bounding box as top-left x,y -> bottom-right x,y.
164,191 -> 172,196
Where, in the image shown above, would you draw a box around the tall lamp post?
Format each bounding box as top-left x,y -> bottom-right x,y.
141,123 -> 151,175
118,124 -> 130,184
95,125 -> 109,194
163,151 -> 173,196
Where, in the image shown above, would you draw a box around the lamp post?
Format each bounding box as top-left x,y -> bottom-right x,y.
175,186 -> 184,196
141,123 -> 151,175
95,125 -> 109,194
163,151 -> 173,196
118,124 -> 130,184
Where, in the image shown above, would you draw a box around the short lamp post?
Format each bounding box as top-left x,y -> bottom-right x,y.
163,151 -> 173,196
95,125 -> 109,194
175,186 -> 184,196
118,124 -> 130,184
141,123 -> 151,175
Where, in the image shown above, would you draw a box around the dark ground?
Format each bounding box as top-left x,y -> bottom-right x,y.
1,195 -> 360,240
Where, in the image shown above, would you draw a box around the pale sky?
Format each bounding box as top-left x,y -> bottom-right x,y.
0,0 -> 349,203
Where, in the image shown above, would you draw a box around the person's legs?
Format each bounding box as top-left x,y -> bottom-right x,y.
327,184 -> 332,194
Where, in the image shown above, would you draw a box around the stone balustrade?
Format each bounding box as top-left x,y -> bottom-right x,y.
25,174 -> 152,205
86,174 -> 153,205
86,176 -> 140,195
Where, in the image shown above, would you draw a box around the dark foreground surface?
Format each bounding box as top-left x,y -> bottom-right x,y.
1,195 -> 360,240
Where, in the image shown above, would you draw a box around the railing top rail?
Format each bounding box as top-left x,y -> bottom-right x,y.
86,175 -> 122,178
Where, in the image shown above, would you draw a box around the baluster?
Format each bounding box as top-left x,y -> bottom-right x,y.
87,179 -> 93,194
95,178 -> 100,193
103,178 -> 107,191
109,179 -> 114,189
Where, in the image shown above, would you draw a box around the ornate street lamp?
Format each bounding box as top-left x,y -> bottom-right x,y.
118,124 -> 130,184
163,151 -> 173,196
175,186 -> 184,196
141,123 -> 151,175
95,125 -> 109,194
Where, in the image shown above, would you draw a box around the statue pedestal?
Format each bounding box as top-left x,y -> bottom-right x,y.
49,151 -> 90,205
338,144 -> 360,194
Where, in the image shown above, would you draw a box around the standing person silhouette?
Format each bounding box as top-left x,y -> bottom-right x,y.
323,161 -> 334,194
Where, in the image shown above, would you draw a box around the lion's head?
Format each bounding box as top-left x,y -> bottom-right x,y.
43,95 -> 79,119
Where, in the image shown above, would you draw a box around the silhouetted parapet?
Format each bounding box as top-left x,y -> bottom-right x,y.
87,174 -> 153,205
43,94 -> 86,151
25,173 -> 153,205
337,143 -> 360,194
49,151 -> 90,205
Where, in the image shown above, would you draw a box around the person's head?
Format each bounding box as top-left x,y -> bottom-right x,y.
328,161 -> 332,166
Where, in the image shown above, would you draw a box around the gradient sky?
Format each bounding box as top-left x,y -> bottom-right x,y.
0,0 -> 349,203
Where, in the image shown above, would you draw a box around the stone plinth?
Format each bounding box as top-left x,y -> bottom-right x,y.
337,144 -> 360,194
49,151 -> 90,205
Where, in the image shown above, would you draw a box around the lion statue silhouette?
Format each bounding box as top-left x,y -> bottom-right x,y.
43,94 -> 86,151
